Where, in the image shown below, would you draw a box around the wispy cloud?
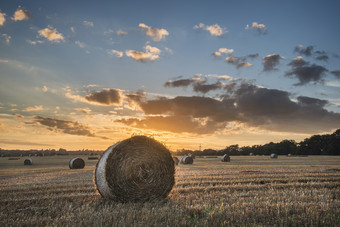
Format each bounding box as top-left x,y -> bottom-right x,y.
107,49 -> 123,58
38,26 -> 64,43
245,22 -> 267,35
2,34 -> 11,45
126,44 -> 161,62
0,12 -> 6,26
23,105 -> 44,112
31,116 -> 108,139
83,20 -> 94,27
139,23 -> 169,41
75,40 -> 86,49
194,23 -> 226,37
12,7 -> 31,21
117,29 -> 127,36
27,40 -> 44,45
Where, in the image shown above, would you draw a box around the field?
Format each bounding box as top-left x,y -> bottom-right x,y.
0,155 -> 339,226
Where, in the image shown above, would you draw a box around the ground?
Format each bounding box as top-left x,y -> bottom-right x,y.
0,155 -> 339,226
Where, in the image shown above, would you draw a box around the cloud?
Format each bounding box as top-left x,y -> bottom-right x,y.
126,44 -> 161,62
219,48 -> 234,54
23,105 -> 44,112
294,45 -> 314,56
12,7 -> 31,21
38,26 -> 64,43
85,89 -> 123,105
108,49 -> 123,58
262,54 -> 284,71
226,56 -> 252,69
119,80 -> 340,134
116,115 -> 225,134
164,78 -> 196,88
117,29 -> 127,36
294,45 -> 332,61
245,22 -> 267,35
27,40 -> 44,45
2,34 -> 11,45
194,23 -> 226,37
75,40 -> 86,48
31,116 -> 107,139
83,20 -> 94,27
285,56 -> 328,85
330,70 -> 340,78
139,23 -> 169,41
212,48 -> 234,58
75,108 -> 92,114
0,12 -> 6,26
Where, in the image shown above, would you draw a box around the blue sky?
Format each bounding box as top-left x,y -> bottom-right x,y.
0,0 -> 340,150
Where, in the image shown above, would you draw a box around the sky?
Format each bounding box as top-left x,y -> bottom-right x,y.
1,0 -> 340,151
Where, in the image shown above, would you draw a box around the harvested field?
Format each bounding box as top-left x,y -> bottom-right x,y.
0,155 -> 339,226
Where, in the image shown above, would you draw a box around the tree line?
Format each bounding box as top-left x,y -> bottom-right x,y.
174,129 -> 340,156
1,129 -> 339,157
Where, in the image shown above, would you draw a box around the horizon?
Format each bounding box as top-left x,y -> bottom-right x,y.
1,0 -> 340,150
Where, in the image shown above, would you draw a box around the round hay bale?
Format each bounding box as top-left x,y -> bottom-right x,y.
173,157 -> 179,165
188,153 -> 195,159
221,154 -> 230,162
24,158 -> 33,165
270,153 -> 278,159
95,136 -> 175,202
180,156 -> 193,164
69,157 -> 85,169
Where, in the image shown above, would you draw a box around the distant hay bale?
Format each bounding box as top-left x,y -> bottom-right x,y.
249,153 -> 254,156
95,136 -> 175,202
188,153 -> 195,159
221,154 -> 230,162
69,157 -> 85,169
180,156 -> 193,164
173,157 -> 179,165
88,156 -> 99,160
270,153 -> 278,159
24,158 -> 33,165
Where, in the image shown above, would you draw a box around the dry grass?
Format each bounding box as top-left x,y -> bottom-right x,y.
0,155 -> 339,226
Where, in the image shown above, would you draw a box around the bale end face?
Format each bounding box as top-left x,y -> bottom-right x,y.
221,154 -> 230,162
24,158 -> 33,165
95,136 -> 175,202
180,156 -> 193,164
69,157 -> 85,169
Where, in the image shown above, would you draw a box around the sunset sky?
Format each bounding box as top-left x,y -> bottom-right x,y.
1,0 -> 340,151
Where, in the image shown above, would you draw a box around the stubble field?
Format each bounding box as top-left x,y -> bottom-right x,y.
0,155 -> 339,226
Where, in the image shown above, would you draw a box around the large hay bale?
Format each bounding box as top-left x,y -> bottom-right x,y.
69,157 -> 85,169
180,156 -> 193,164
270,153 -> 278,159
173,157 -> 179,165
221,154 -> 230,162
24,158 -> 33,165
95,136 -> 175,202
